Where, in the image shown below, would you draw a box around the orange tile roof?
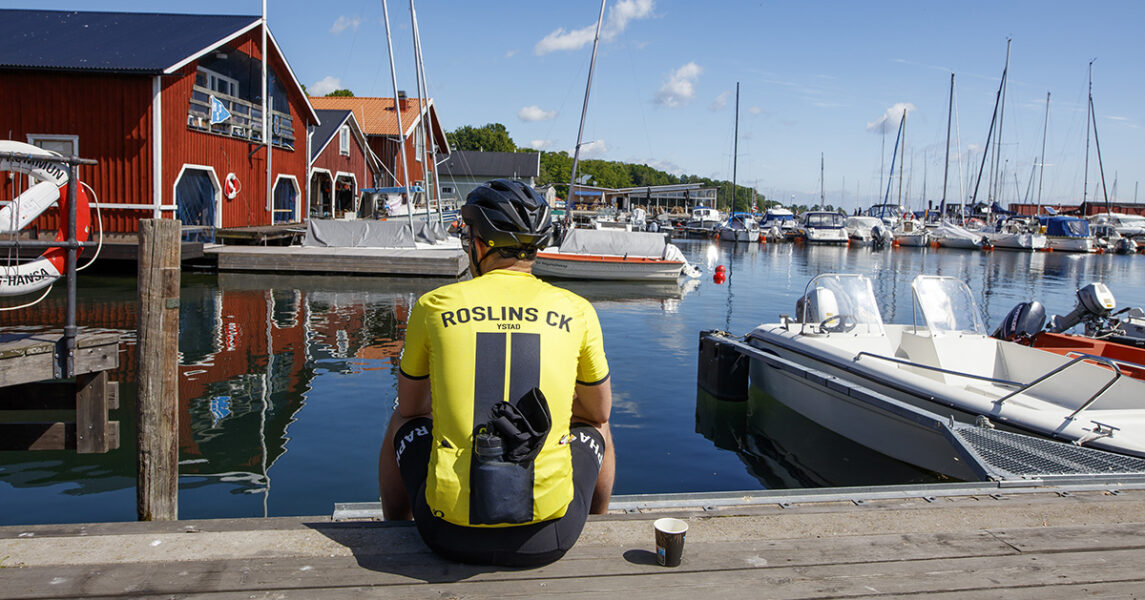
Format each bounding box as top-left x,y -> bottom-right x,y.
309,96 -> 431,137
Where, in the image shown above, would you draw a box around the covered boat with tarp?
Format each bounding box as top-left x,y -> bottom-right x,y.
1040,216 -> 1095,253
533,228 -> 697,281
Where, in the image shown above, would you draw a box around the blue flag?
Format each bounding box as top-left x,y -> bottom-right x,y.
210,95 -> 232,125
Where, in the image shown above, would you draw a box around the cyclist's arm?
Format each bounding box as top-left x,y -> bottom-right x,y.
397,372 -> 431,419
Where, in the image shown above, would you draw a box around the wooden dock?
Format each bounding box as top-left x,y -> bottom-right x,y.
3,486 -> 1145,598
204,244 -> 468,277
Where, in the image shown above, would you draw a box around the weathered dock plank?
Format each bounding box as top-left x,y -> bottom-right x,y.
0,332 -> 121,387
206,245 -> 467,277
2,489 -> 1144,599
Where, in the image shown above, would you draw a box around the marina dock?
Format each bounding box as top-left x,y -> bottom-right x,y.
3,485 -> 1145,598
203,244 -> 468,277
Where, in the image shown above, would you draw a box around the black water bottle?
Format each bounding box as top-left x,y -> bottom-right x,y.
470,432 -> 530,524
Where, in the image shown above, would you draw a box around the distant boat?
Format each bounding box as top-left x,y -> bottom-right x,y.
1040,216 -> 1096,253
534,228 -> 697,282
718,212 -> 760,243
983,217 -> 1047,251
933,221 -> 987,250
683,205 -> 724,237
844,215 -> 890,247
795,211 -> 848,245
760,207 -> 797,241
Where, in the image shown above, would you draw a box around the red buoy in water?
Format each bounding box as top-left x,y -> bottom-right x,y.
713,271 -> 726,284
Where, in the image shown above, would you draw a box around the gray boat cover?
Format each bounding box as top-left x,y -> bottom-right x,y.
302,219 -> 416,248
557,228 -> 667,258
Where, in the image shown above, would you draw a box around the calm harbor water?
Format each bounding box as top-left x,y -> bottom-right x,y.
2,241 -> 1144,525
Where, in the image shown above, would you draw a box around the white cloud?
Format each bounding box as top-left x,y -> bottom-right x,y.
748,106 -> 763,115
866,102 -> 917,133
655,62 -> 701,107
530,139 -> 555,150
709,90 -> 731,111
518,105 -> 558,122
330,16 -> 361,35
535,0 -> 654,55
310,76 -> 341,97
578,140 -> 608,158
505,49 -> 517,59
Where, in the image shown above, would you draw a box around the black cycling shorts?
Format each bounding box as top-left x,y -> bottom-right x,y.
393,417 -> 605,567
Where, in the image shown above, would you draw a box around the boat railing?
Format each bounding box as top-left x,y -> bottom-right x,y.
1061,350 -> 1145,376
853,352 -> 1023,387
993,354 -> 1125,420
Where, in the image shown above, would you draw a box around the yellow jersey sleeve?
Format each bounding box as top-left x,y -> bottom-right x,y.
576,299 -> 609,386
399,294 -> 431,380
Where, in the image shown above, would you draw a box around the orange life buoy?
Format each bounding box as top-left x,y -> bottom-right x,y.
0,141 -> 92,296
224,172 -> 241,200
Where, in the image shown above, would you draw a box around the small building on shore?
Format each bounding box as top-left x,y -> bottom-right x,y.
436,150 -> 541,204
1009,201 -> 1145,217
0,9 -> 320,239
308,96 -> 449,206
308,109 -> 378,219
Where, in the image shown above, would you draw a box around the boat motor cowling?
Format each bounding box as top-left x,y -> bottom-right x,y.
1048,282 -> 1116,333
796,287 -> 839,324
992,301 -> 1046,341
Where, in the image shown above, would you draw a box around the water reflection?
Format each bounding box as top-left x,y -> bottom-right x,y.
696,387 -> 947,488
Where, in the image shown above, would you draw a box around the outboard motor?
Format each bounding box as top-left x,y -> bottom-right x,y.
992,301 -> 1046,341
871,224 -> 892,249
795,287 -> 839,324
1048,282 -> 1116,333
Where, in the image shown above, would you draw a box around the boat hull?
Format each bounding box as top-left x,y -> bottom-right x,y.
533,252 -> 684,281
1046,237 -> 1096,253
983,232 -> 1048,251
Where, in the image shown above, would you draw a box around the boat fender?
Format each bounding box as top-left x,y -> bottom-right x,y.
992,301 -> 1045,341
0,140 -> 92,297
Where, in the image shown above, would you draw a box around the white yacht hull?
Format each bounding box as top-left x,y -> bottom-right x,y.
1047,236 -> 1096,253
983,232 -> 1048,251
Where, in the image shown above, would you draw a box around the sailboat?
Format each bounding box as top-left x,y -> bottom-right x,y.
533,1 -> 699,281
717,83 -> 760,243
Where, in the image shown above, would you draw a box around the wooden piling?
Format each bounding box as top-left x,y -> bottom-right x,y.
136,219 -> 181,521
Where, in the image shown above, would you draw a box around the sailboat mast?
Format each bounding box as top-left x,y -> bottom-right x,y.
989,39 -> 1011,205
410,0 -> 443,226
409,0 -> 432,225
969,41 -> 1008,210
819,152 -> 824,206
941,73 -> 953,215
381,0 -> 414,229
1037,91 -> 1050,214
1090,86 -> 1111,211
897,113 -> 906,206
1083,60 -> 1093,206
566,0 -> 607,227
732,82 -> 739,212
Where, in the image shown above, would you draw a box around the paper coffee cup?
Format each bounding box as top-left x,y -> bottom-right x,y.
654,517 -> 688,567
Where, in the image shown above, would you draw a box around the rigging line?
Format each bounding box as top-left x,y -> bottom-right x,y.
0,282 -> 53,311
621,29 -> 655,161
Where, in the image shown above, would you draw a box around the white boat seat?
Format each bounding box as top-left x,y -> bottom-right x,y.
895,331 -> 1002,385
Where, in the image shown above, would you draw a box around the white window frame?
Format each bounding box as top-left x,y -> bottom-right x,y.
25,134 -> 79,185
339,125 -> 350,155
199,67 -> 239,98
414,125 -> 424,163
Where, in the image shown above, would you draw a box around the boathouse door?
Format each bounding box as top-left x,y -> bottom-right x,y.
175,167 -> 218,242
273,178 -> 298,223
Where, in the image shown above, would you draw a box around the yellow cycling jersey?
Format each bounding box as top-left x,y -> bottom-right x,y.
400,269 -> 609,527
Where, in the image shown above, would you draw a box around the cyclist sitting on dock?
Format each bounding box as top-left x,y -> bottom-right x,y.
378,179 -> 614,567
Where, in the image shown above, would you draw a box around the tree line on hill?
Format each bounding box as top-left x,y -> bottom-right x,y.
447,123 -> 777,214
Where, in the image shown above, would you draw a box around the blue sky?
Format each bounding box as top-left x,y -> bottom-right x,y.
10,0 -> 1145,210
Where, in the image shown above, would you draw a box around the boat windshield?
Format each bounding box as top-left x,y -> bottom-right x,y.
804,212 -> 844,227
799,274 -> 885,335
910,276 -> 986,336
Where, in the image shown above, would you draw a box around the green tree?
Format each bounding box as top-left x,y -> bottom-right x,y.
325,89 -> 355,97
447,123 -> 517,152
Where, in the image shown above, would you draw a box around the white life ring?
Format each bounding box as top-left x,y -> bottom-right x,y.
224,172 -> 241,200
0,140 -> 91,297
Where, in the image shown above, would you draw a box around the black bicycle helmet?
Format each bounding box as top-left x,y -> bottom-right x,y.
461,179 -> 553,253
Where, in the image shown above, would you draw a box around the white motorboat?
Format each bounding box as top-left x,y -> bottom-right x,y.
795,211 -> 848,245
1090,212 -> 1145,243
760,207 -> 797,242
534,227 -> 698,282
683,205 -> 724,237
743,273 -> 1145,477
717,212 -> 760,243
982,218 -> 1048,251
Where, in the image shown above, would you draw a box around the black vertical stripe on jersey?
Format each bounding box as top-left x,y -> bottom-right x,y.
472,332 -> 507,427
508,332 -> 541,406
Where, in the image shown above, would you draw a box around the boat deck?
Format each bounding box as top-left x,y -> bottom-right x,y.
3,487 -> 1145,599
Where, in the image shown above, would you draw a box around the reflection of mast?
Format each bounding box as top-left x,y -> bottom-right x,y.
261,290 -> 273,518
